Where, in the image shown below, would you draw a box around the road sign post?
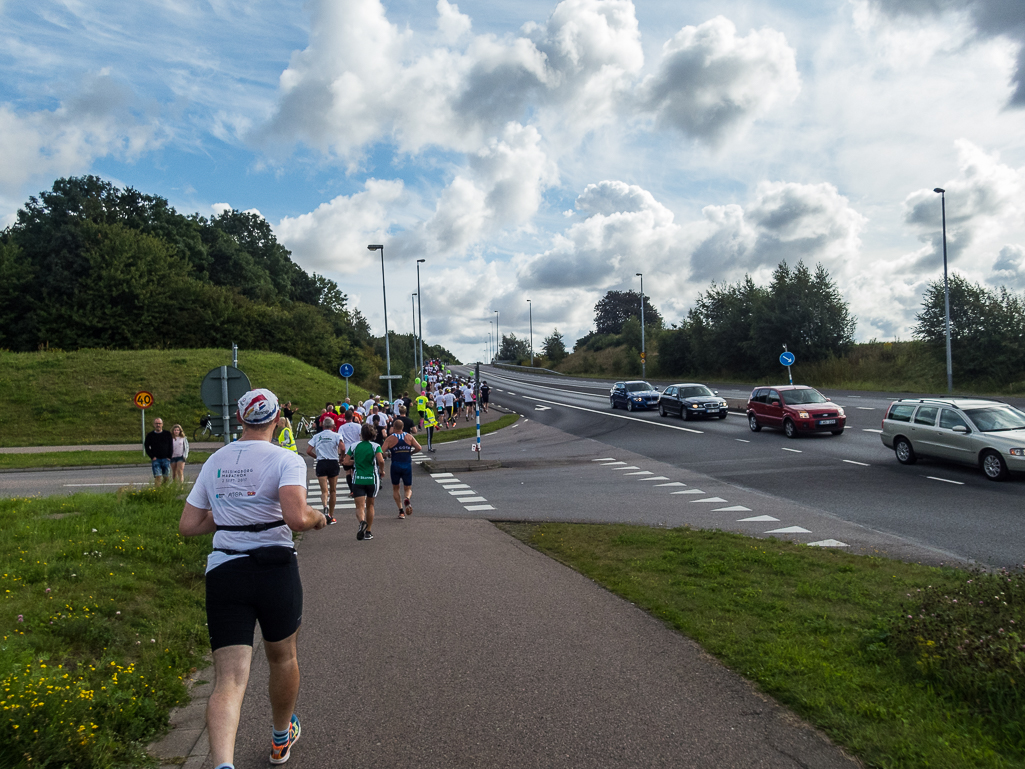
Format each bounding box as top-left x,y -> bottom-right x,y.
779,346 -> 795,386
339,363 -> 354,400
474,362 -> 481,459
200,366 -> 251,444
134,391 -> 154,457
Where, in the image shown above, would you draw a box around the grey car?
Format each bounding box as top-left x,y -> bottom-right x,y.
880,398 -> 1025,481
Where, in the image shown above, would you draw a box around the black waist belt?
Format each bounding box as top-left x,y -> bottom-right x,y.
215,520 -> 287,533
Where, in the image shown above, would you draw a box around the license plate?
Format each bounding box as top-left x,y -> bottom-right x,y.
818,419 -> 836,425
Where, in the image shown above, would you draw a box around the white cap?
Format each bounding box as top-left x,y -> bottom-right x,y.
237,388 -> 280,425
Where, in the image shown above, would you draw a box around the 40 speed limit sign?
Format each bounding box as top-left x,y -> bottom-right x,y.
134,391 -> 154,409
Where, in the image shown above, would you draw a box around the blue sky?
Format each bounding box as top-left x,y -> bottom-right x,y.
2,0 -> 1024,363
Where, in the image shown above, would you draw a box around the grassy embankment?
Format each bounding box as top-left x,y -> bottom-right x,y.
432,413 -> 519,445
502,522 -> 1025,769
0,348 -> 372,448
553,340 -> 1025,396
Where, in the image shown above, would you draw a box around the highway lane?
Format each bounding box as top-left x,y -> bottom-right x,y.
472,365 -> 1025,568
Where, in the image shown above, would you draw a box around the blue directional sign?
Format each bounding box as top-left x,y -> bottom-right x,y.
779,351 -> 795,367
339,363 -> 354,378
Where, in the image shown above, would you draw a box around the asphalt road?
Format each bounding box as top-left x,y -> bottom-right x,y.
472,365 -> 1025,568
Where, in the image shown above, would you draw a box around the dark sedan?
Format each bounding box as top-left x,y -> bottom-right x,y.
610,381 -> 661,411
658,384 -> 729,420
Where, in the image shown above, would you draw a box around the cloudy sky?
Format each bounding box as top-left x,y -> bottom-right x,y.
2,0 -> 1024,363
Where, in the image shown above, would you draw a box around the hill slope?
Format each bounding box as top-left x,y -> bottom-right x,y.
0,348 -> 371,447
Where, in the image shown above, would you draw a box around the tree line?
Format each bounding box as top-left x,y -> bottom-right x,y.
0,176 -> 456,387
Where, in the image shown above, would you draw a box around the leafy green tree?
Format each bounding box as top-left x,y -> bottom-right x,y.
0,241 -> 36,351
498,333 -> 530,361
542,329 -> 567,362
686,276 -> 762,375
656,327 -> 692,376
593,290 -> 663,335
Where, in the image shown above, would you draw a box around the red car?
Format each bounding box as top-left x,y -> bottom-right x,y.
746,385 -> 846,438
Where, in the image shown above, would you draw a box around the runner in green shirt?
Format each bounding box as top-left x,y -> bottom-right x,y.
342,422 -> 385,541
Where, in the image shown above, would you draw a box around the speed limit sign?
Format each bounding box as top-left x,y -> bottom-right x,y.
134,391 -> 154,409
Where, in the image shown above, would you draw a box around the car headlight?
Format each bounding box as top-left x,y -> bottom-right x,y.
837,407 -> 845,416
634,397 -> 643,401
798,411 -> 810,419
1010,448 -> 1025,457
690,404 -> 700,408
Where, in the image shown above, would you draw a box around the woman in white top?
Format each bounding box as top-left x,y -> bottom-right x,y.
170,424 -> 190,483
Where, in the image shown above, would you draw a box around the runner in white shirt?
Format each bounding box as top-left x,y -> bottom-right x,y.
462,384 -> 475,421
440,389 -> 456,428
179,388 -> 326,767
305,417 -> 344,524
338,417 -> 362,498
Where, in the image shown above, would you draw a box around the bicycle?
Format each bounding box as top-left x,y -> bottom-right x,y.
193,415 -> 218,441
294,414 -> 318,438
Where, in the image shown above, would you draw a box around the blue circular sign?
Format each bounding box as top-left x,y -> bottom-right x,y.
779,351 -> 795,367
339,363 -> 354,378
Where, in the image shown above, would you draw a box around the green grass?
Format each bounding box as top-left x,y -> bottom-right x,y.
431,413 -> 519,444
0,485 -> 216,767
0,451 -> 213,471
0,348 -> 371,448
500,522 -> 1025,768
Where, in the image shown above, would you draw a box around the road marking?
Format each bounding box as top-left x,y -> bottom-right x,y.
713,505 -> 751,512
765,526 -> 811,534
739,515 -> 778,522
460,496 -> 488,503
598,461 -> 627,466
518,394 -> 704,434
592,458 -> 617,462
671,489 -> 704,494
857,407 -> 875,410
441,484 -> 471,489
735,439 -> 750,443
623,470 -> 653,476
842,460 -> 870,467
507,391 -> 516,394
616,466 -> 641,471
449,490 -> 477,496
927,476 -> 965,485
463,504 -> 496,511
691,497 -> 727,503
534,405 -> 551,411
862,429 -> 883,434
431,473 -> 454,478
807,539 -> 848,547
781,448 -> 802,453
639,476 -> 671,481
655,482 -> 686,487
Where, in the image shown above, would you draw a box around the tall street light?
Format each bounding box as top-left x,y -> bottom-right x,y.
527,299 -> 533,366
636,273 -> 646,380
488,319 -> 494,362
367,244 -> 393,402
934,188 -> 953,394
411,293 -> 418,376
494,310 -> 499,360
416,259 -> 426,378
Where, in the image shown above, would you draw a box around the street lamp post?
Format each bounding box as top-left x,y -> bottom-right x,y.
488,320 -> 494,362
367,244 -> 393,402
416,259 -> 425,379
411,293 -> 418,374
934,188 -> 953,394
527,299 -> 533,366
494,310 -> 499,360
636,273 -> 645,379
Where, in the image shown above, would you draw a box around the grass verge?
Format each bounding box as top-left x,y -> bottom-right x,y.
498,522 -> 1023,769
431,413 -> 519,444
0,485 -> 213,767
0,451 -> 213,471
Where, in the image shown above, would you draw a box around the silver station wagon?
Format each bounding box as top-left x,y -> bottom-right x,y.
880,398 -> 1025,481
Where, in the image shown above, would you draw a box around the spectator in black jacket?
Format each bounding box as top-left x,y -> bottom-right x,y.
145,418 -> 174,487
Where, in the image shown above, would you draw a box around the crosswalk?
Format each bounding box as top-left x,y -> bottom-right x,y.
306,479 -> 356,512
429,473 -> 494,511
590,457 -> 847,547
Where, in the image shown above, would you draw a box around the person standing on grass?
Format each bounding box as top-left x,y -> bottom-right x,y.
170,424 -> 190,483
145,417 -> 174,487
382,419 -> 421,518
342,422 -> 384,541
305,417 -> 344,525
178,388 -> 327,769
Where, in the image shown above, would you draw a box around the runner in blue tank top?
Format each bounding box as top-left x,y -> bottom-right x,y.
382,421 -> 422,518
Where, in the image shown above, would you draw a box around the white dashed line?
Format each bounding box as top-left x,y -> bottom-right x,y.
781,448 -> 802,453
599,461 -> 627,466
739,515 -> 779,522
592,457 -> 617,462
862,429 -> 883,434
655,482 -> 687,487
639,476 -> 671,481
765,526 -> 811,534
623,470 -> 653,476
690,497 -> 728,503
927,476 -> 965,485
521,394 -> 704,434
671,489 -> 704,495
616,466 -> 641,471
842,460 -> 870,467
735,439 -> 750,443
712,506 -> 751,512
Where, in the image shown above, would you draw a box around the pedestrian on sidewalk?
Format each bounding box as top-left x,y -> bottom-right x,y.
342,422 -> 384,541
306,417 -> 344,525
382,420 -> 421,518
169,424 -> 190,483
178,388 -> 327,769
145,417 -> 173,487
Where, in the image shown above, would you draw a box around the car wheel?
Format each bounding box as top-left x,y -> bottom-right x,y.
981,450 -> 1009,481
610,398 -> 616,409
831,428 -> 844,436
783,419 -> 798,439
748,414 -> 761,432
658,404 -> 667,417
718,412 -> 728,419
627,400 -> 635,412
894,437 -> 916,465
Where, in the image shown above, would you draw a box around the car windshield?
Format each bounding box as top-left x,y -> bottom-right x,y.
626,382 -> 654,392
964,406 -> 1025,432
781,388 -> 827,405
680,386 -> 714,398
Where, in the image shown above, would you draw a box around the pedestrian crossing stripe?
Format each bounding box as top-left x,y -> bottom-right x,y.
738,515 -> 779,522
765,526 -> 811,534
639,476 -> 670,481
690,497 -> 727,503
655,482 -> 686,487
460,497 -> 487,503
592,457 -> 617,461
712,506 -> 751,512
463,504 -> 495,511
671,489 -> 704,495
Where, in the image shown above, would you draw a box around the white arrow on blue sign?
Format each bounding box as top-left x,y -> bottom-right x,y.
779,351 -> 795,367
339,363 -> 354,378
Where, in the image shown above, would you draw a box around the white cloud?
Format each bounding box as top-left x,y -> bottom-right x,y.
638,16 -> 800,147
436,0 -> 472,42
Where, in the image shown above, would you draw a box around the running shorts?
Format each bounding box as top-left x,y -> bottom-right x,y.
315,459 -> 340,478
352,482 -> 379,498
205,554 -> 302,650
390,465 -> 413,487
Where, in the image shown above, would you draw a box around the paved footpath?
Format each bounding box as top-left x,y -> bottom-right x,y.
165,478 -> 859,768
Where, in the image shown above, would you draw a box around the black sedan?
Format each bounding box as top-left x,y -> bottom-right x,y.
658,384 -> 729,420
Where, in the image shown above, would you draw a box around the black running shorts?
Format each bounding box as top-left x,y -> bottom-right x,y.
205,554 -> 302,650
315,459 -> 340,478
352,482 -> 378,498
